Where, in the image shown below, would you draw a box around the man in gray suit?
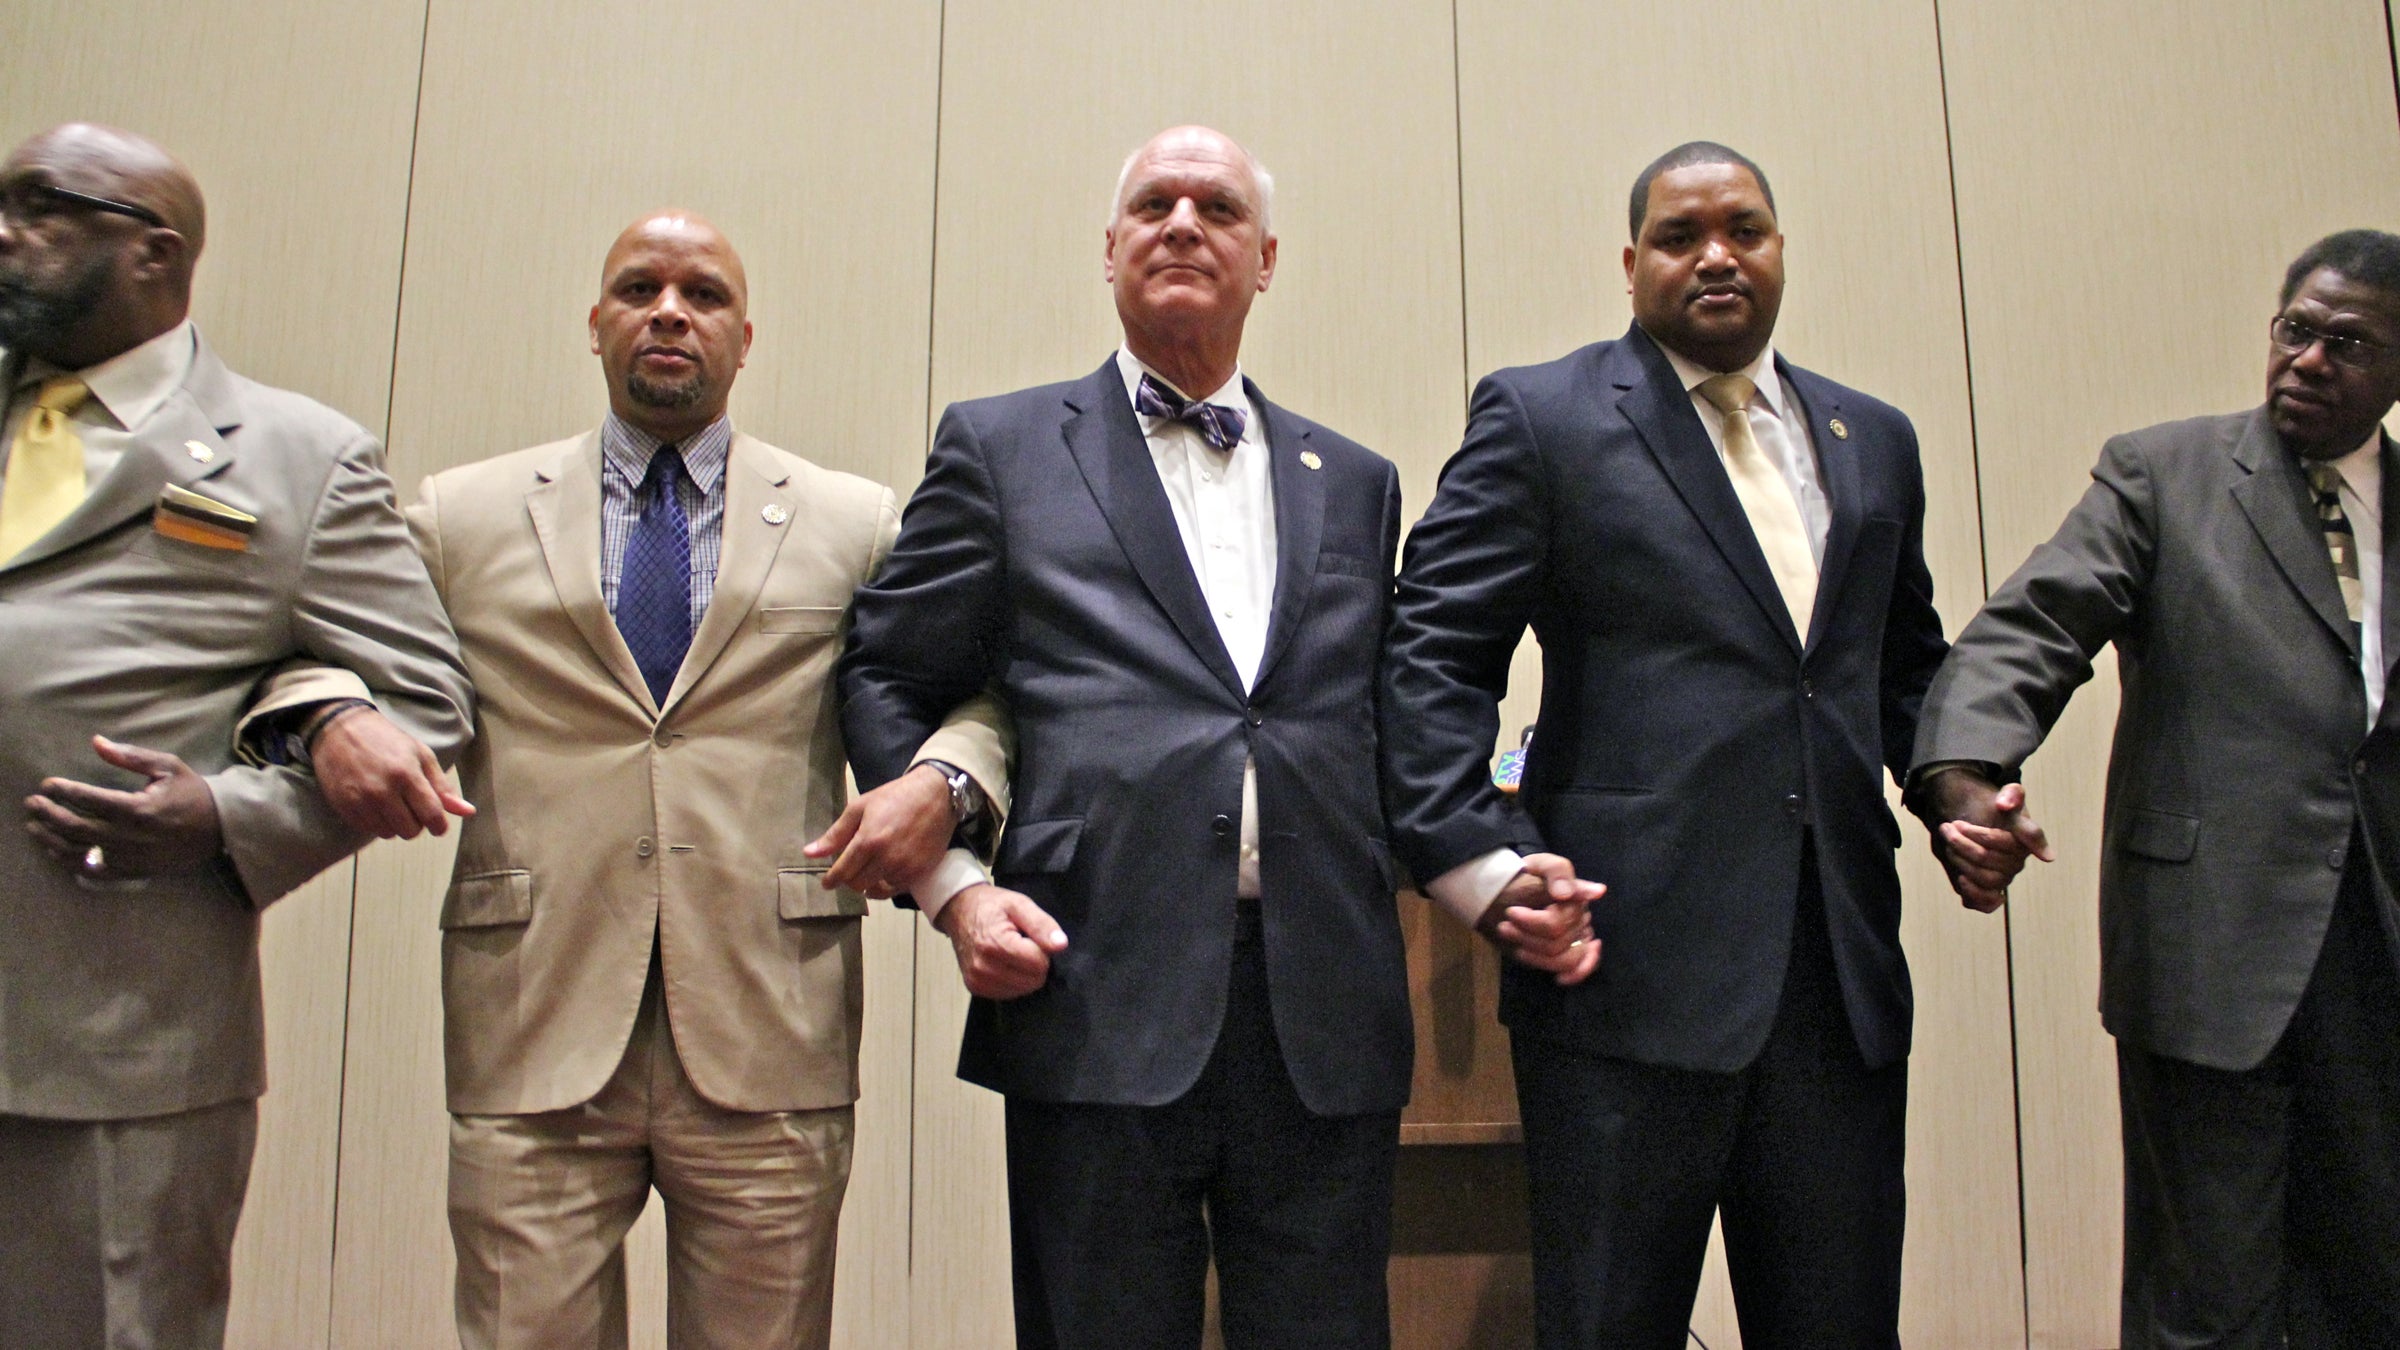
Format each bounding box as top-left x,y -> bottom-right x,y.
0,124 -> 470,1347
1912,229 -> 2400,1347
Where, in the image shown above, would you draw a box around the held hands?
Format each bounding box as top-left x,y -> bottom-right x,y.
310,708 -> 473,840
804,762 -> 956,900
1922,771 -> 2053,912
25,736 -> 225,880
1478,852 -> 1605,986
933,882 -> 1069,1000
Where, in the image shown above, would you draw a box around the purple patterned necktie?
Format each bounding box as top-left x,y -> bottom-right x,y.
617,445 -> 691,705
1135,372 -> 1246,451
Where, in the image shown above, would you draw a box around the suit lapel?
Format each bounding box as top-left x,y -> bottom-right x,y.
666,434 -> 793,710
524,433 -> 656,712
1250,385 -> 1324,692
2230,409 -> 2356,657
1612,328 -> 1803,654
0,336 -> 239,576
1780,361 -> 1860,654
1060,359 -> 1246,698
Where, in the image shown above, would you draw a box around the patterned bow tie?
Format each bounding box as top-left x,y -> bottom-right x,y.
1135,373 -> 1246,452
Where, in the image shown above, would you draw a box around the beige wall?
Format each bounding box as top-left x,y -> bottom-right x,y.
6,2 -> 2396,1346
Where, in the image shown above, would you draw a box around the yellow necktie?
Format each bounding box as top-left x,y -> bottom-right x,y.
0,376 -> 92,564
1698,373 -> 1818,640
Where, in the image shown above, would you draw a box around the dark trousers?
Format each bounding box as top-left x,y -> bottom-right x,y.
1513,856 -> 1906,1350
2118,848 -> 2400,1349
1002,900 -> 1401,1350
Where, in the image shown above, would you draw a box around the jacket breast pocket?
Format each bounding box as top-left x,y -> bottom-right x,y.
1316,551 -> 1381,581
2117,808 -> 2199,862
440,869 -> 532,928
760,606 -> 843,636
779,866 -> 867,919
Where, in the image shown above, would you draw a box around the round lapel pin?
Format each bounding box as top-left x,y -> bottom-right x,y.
761,503 -> 790,525
1828,418 -> 1850,441
1299,450 -> 1322,471
186,440 -> 215,462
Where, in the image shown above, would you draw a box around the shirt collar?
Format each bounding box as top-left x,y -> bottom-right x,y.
1660,340 -> 1787,420
601,411 -> 732,494
14,319 -> 196,431
1115,345 -> 1251,418
2323,424 -> 2385,505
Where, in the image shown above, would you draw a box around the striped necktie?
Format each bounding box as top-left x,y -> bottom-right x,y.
2306,459 -> 2366,640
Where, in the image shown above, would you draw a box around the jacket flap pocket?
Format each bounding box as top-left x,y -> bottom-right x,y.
760,606 -> 843,636
440,869 -> 532,929
996,817 -> 1083,875
779,867 -> 866,919
2121,808 -> 2199,862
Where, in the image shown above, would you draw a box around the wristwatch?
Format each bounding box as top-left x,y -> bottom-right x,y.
920,759 -> 986,830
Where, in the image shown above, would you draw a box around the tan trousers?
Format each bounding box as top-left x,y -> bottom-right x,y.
449,967 -> 855,1350
0,1098 -> 258,1350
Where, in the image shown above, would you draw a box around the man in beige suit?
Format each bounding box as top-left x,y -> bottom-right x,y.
0,125 -> 472,1348
279,209 -> 1005,1349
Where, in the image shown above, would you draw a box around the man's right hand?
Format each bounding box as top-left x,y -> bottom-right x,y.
1478,851 -> 1605,986
933,882 -> 1069,1000
310,708 -> 473,840
1919,769 -> 2052,912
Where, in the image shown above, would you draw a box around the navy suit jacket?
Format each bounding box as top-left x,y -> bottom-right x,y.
1382,324 -> 1949,1073
840,358 -> 1413,1115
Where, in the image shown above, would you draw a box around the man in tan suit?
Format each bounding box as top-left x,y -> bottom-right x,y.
0,125 -> 472,1348
277,209 -> 1004,1348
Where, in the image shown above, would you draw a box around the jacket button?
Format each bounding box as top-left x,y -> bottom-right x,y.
1801,679 -> 1815,699
653,726 -> 673,748
636,836 -> 655,858
1782,794 -> 1803,819
1211,814 -> 1234,839
1246,708 -> 1264,728
2357,759 -> 2371,777
2330,843 -> 2349,870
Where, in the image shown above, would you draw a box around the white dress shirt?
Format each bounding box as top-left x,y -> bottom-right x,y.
2324,428 -> 2386,727
1,320 -> 197,493
912,348 -> 1276,918
1421,342 -> 1829,928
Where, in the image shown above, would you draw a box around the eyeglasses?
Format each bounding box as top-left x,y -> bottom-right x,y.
2270,315 -> 2394,371
0,180 -> 167,230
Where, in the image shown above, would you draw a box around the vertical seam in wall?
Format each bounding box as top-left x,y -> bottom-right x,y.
909,0 -> 949,1294
1448,0 -> 1473,410
2385,0 -> 2400,131
1928,2 -> 2032,1346
325,1 -> 435,1339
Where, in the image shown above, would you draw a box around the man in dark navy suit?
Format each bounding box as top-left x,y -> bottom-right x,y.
1382,142 -> 1953,1348
839,125 -> 1597,1350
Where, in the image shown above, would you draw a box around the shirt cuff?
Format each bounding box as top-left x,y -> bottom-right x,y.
1425,847 -> 1527,929
912,847 -> 990,923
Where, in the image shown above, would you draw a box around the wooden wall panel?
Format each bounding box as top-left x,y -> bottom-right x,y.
1452,2 -> 2021,1344
1938,1 -> 2400,1343
918,2 -> 1469,1342
331,1 -> 943,1344
0,3 -> 429,1345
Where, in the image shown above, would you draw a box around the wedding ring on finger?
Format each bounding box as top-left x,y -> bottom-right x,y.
82,845 -> 105,875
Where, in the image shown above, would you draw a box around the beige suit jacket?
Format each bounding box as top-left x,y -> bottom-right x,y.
414,430 -> 1005,1115
0,332 -> 471,1120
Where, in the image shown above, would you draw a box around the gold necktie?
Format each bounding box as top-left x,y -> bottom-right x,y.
0,376 -> 92,564
1698,373 -> 1818,640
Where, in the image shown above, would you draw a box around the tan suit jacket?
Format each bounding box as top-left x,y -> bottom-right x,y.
414,430 -> 1005,1115
0,331 -> 471,1121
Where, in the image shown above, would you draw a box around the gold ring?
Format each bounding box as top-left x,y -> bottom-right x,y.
1568,937 -> 1585,949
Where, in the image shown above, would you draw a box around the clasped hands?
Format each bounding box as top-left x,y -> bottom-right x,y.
1917,768 -> 2054,911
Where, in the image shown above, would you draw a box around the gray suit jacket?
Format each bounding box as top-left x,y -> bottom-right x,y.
1913,407 -> 2400,1070
0,330 -> 471,1120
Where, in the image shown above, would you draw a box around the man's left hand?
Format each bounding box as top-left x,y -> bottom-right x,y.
25,736 -> 225,880
805,762 -> 957,899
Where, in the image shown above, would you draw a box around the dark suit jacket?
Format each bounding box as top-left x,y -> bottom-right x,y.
1913,409 -> 2400,1071
840,358 -> 1412,1116
1383,324 -> 1948,1073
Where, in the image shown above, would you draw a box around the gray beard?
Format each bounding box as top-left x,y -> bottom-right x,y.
0,254 -> 112,355
625,368 -> 706,411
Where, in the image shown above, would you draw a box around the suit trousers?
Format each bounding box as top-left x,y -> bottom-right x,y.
449,953 -> 855,1350
0,1097 -> 256,1350
2118,840 -> 2400,1350
1002,899 -> 1402,1350
1513,844 -> 1907,1350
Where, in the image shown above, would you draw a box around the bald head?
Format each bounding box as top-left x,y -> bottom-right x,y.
1111,126 -> 1274,232
0,123 -> 206,366
589,209 -> 753,442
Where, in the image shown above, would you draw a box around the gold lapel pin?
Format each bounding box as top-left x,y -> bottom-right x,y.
761,503 -> 790,526
1828,418 -> 1850,441
1299,450 -> 1322,471
185,440 -> 215,462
